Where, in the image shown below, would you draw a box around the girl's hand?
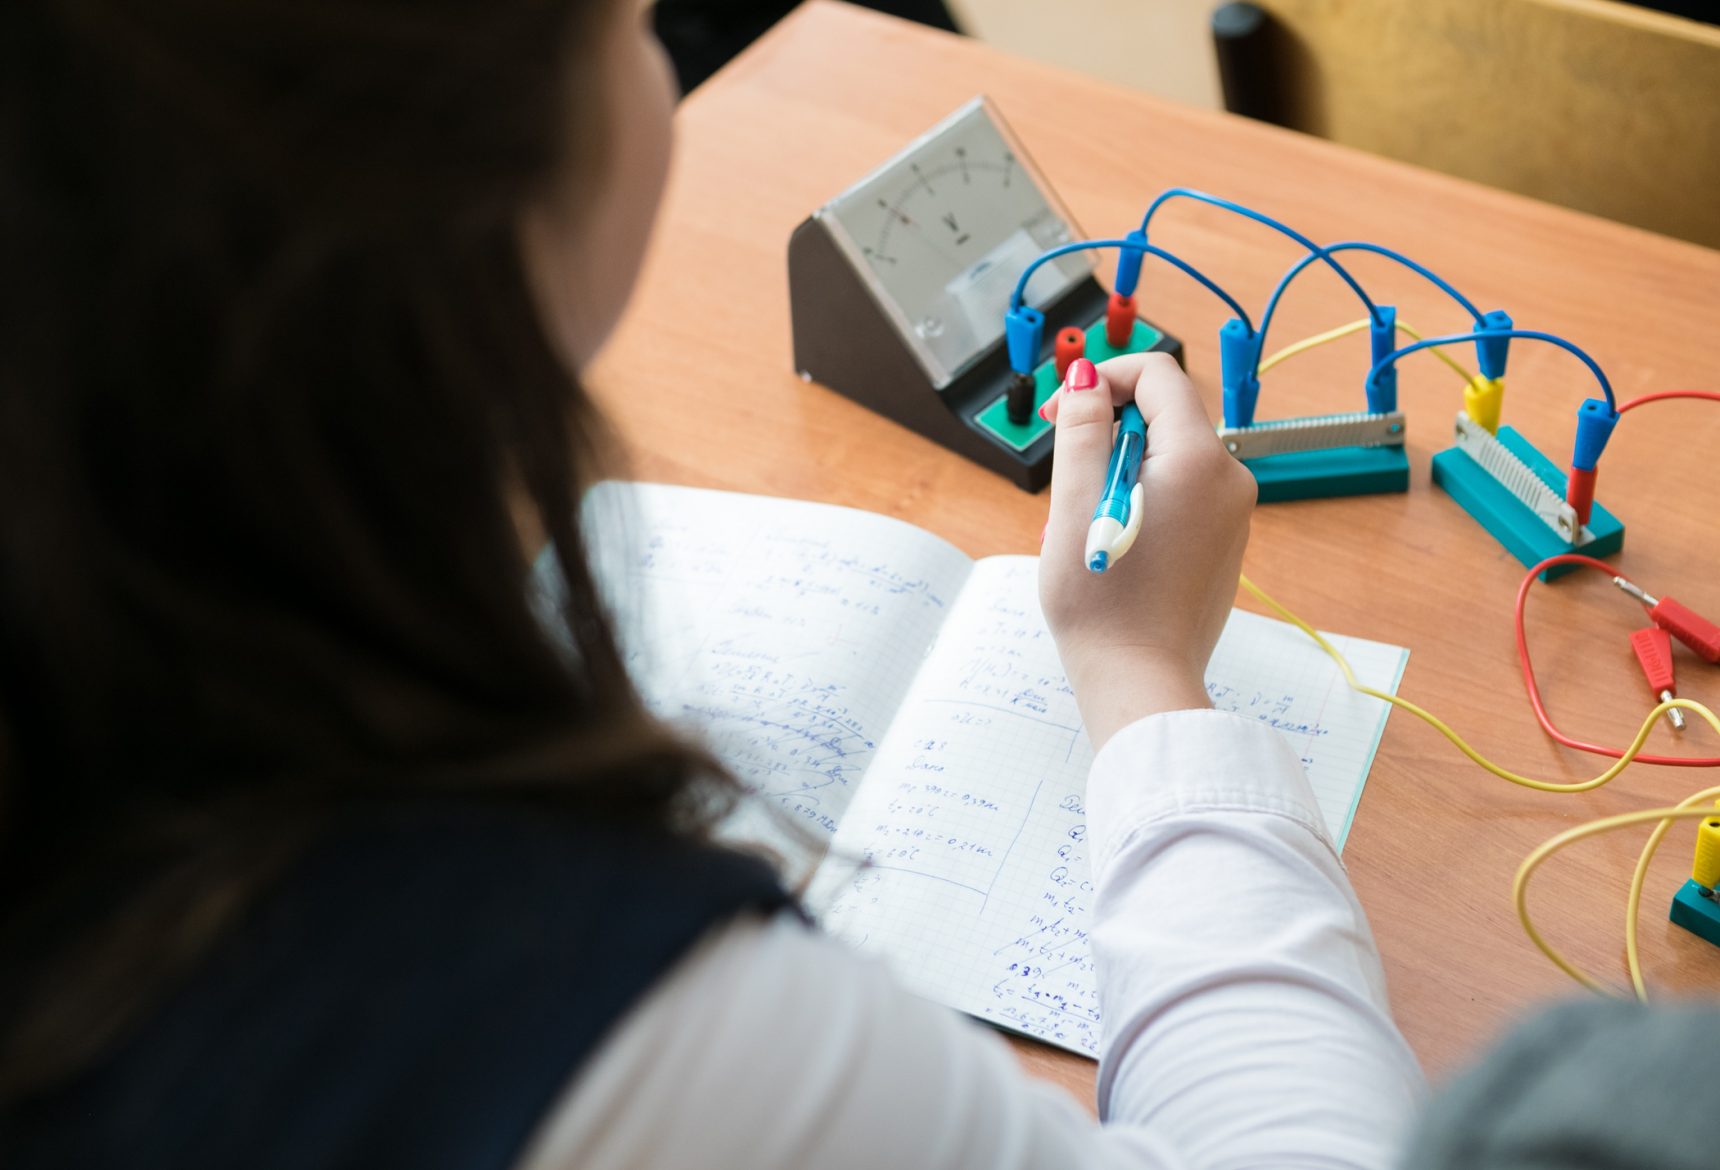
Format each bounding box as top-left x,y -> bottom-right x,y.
1038,354 -> 1256,750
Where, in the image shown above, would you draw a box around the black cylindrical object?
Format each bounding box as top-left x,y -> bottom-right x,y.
1212,2 -> 1278,124
1006,372 -> 1037,426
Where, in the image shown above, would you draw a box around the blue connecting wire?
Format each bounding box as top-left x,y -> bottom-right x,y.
1008,237 -> 1254,334
1257,241 -> 1485,360
1365,329 -> 1616,410
1137,188 -> 1381,327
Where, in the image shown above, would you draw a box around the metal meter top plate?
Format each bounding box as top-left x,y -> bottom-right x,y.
816,97 -> 1093,389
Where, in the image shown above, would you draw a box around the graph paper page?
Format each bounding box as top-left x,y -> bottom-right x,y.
813,555 -> 1408,1058
581,482 -> 973,856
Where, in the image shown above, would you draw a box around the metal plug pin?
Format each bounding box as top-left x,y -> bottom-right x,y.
1613,576 -> 1661,607
1659,690 -> 1687,733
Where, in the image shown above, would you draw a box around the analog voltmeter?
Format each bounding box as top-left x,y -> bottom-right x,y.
789,97 -> 1179,491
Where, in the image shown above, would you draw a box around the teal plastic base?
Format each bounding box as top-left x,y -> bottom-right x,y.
974,318 -> 1164,452
1429,424 -> 1624,581
1243,445 -> 1410,503
1670,879 -> 1720,948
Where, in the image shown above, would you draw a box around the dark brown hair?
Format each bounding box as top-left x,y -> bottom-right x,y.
0,0 -> 730,1097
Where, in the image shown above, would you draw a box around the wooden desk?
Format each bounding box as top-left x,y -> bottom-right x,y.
589,0 -> 1720,1101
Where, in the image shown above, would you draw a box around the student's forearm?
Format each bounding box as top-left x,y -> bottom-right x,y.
1086,709 -> 1426,1168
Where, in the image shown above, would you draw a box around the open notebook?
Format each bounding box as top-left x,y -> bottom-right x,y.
575,482 -> 1407,1059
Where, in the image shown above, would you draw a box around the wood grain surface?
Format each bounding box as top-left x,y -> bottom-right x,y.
1250,0 -> 1720,249
586,0 -> 1720,1106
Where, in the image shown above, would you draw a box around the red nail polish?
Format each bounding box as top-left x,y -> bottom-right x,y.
1037,401 -> 1052,422
1039,522 -> 1048,545
1067,358 -> 1098,392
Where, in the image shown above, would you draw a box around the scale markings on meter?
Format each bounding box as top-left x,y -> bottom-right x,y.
788,97 -> 1181,491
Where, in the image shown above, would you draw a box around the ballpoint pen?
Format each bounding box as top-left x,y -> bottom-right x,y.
1085,402 -> 1146,573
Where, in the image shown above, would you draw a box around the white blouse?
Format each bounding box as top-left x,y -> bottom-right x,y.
518,708 -> 1427,1169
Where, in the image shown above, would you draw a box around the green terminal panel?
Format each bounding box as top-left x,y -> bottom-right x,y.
974,318 -> 1164,452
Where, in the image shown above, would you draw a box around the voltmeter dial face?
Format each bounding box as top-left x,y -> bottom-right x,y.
819,98 -> 1092,388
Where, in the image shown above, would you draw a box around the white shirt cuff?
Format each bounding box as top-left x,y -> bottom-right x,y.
1087,707 -> 1335,881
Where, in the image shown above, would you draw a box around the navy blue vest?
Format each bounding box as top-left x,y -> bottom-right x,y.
3,804 -> 789,1169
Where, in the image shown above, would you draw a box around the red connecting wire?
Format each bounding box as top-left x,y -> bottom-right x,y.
1514,555 -> 1720,768
1616,390 -> 1720,413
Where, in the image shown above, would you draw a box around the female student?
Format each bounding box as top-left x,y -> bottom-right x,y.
0,1 -> 1439,1166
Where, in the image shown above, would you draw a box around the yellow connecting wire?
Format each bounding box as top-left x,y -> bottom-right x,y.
1257,317 -> 1475,382
1238,573 -> 1720,794
1516,798 -> 1720,996
1239,571 -> 1720,997
1243,321 -> 1720,994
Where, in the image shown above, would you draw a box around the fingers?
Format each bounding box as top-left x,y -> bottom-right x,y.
1041,351 -> 1169,420
1044,358 -> 1115,567
1041,350 -> 1204,425
1038,357 -> 1133,423
1045,352 -> 1229,463
1108,352 -> 1215,434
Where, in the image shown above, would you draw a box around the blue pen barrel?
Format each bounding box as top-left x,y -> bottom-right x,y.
1091,405 -> 1147,522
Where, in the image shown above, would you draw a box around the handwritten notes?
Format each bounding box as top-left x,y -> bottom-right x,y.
583,484 -> 1407,1058
814,557 -> 1102,1049
582,483 -> 972,850
814,557 -> 1405,1055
